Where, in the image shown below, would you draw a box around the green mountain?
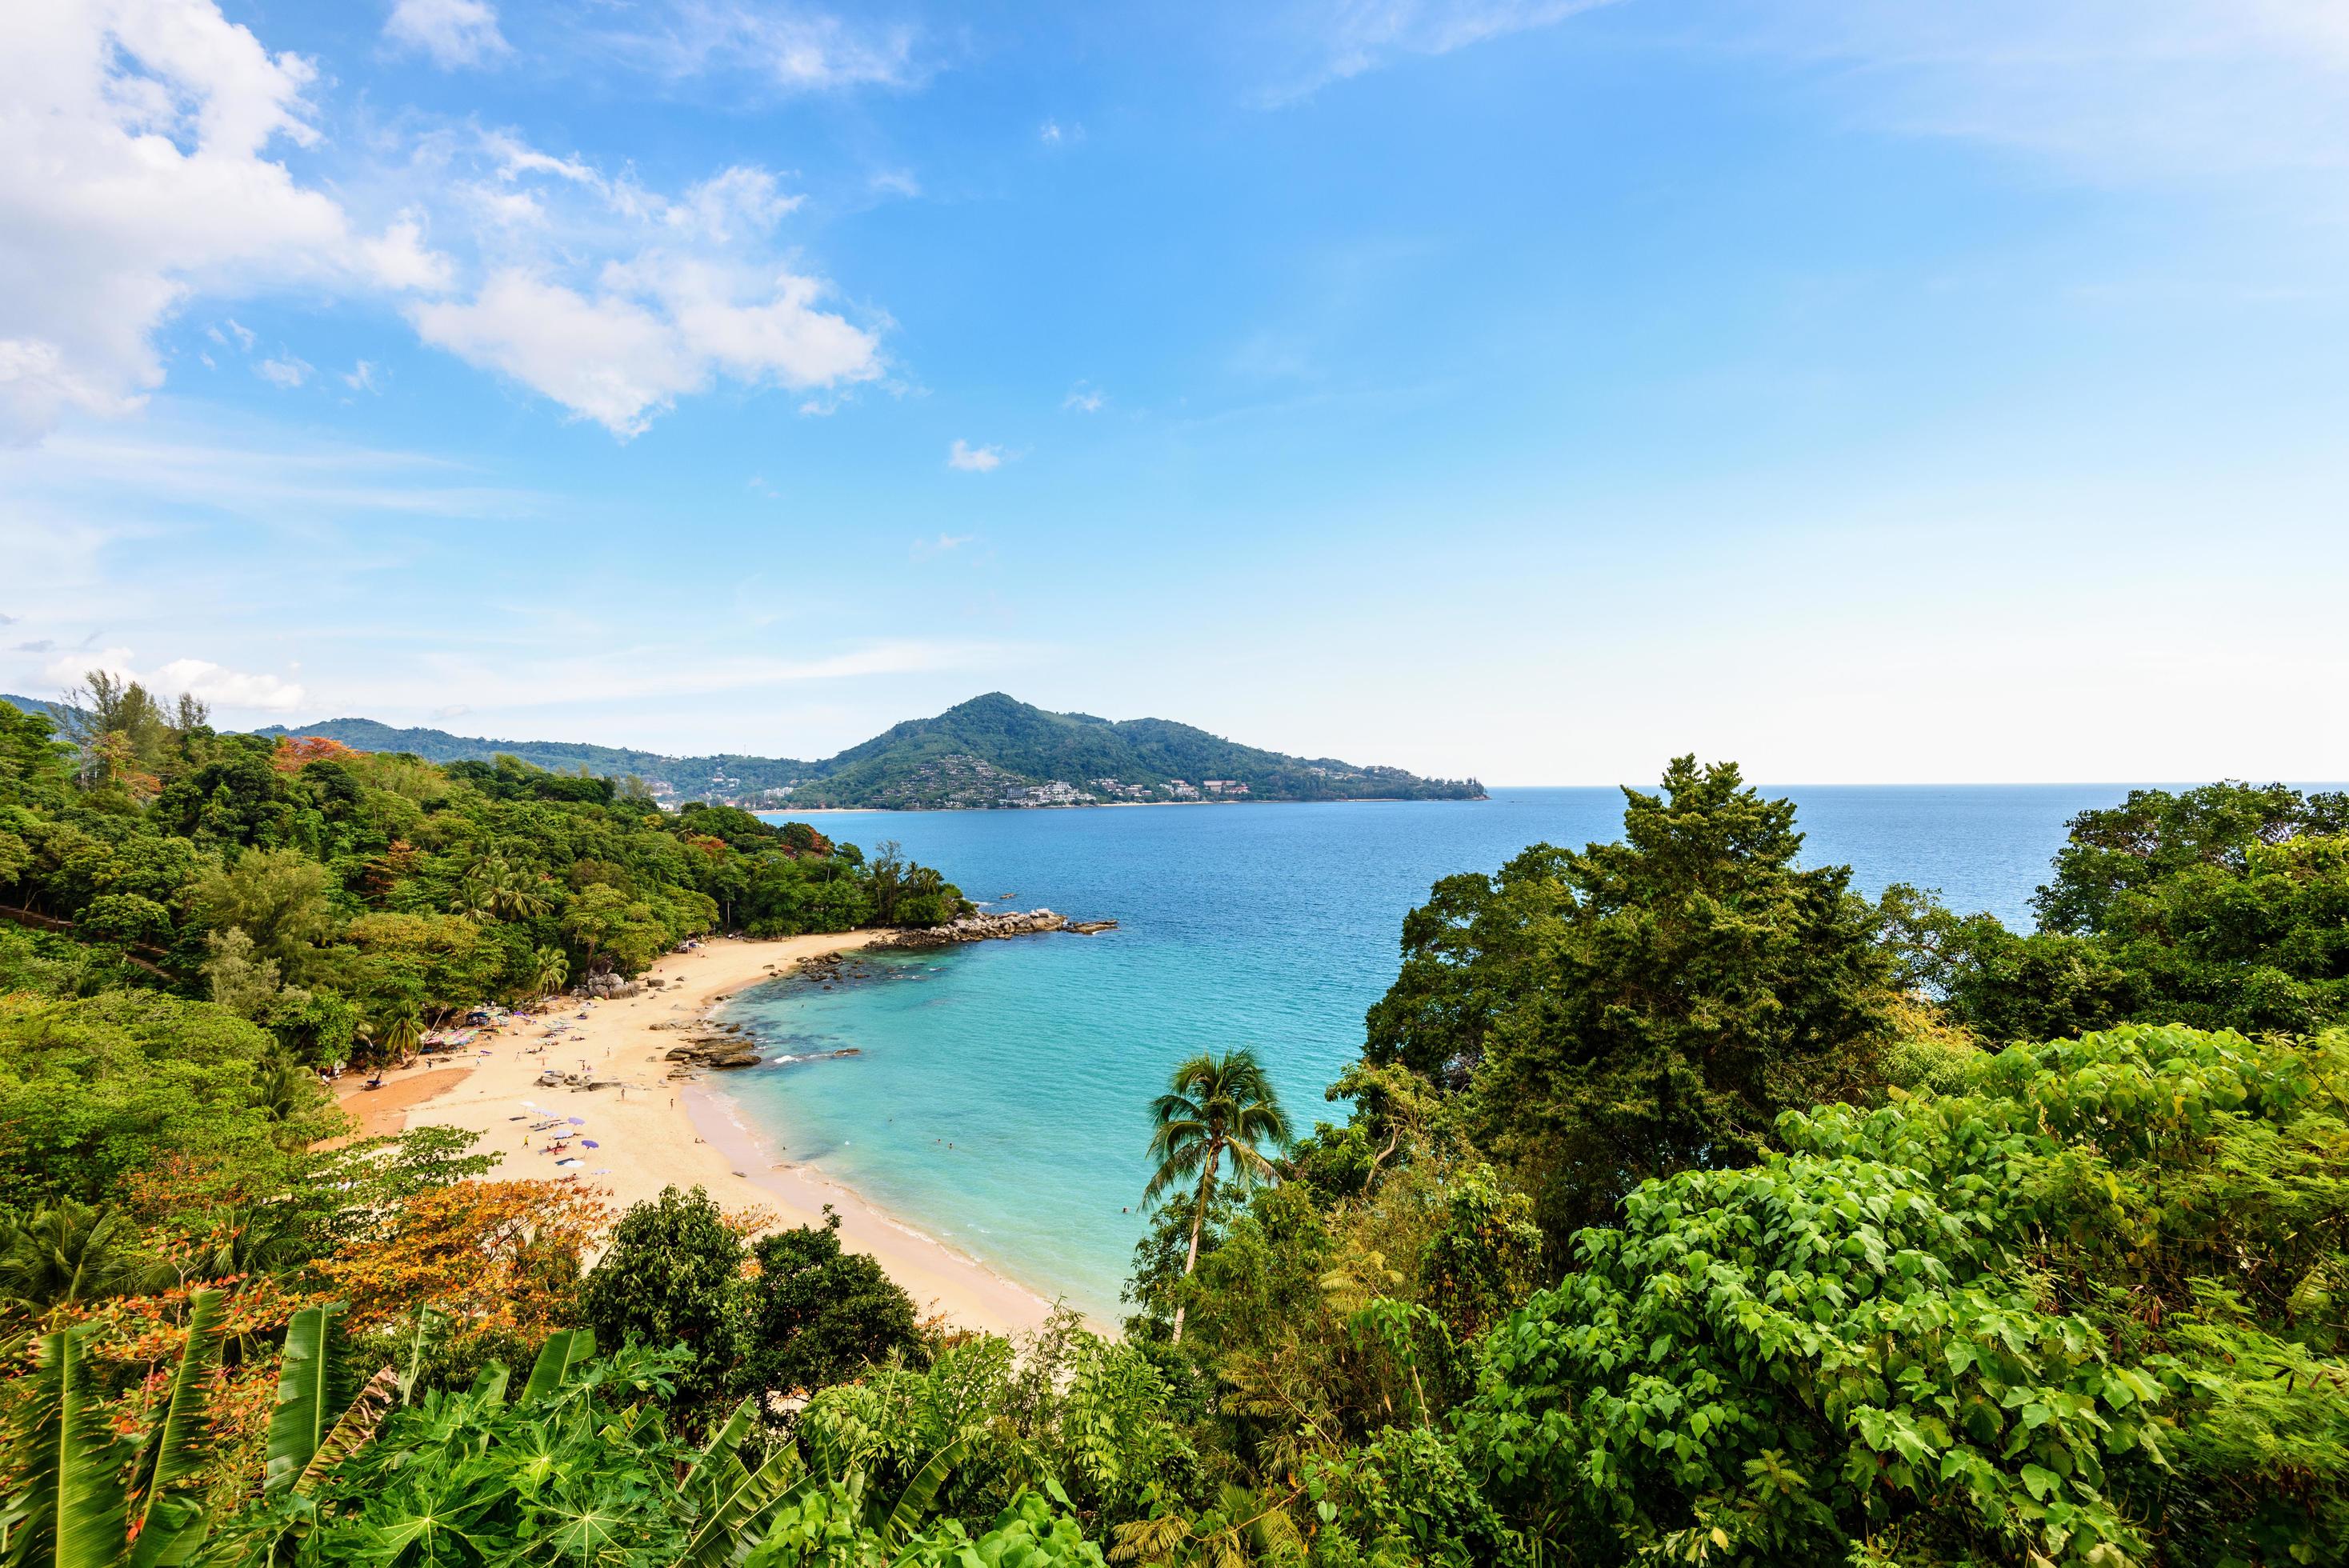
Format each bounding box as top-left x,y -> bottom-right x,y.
0,694 -> 74,726
786,693 -> 1483,807
234,692 -> 1484,809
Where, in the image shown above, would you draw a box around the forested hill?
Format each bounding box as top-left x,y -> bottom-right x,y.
786,693 -> 1485,807
241,714 -> 812,801
209,692 -> 1487,809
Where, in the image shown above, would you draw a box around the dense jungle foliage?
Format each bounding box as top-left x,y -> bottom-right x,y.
0,682 -> 965,1064
2,701 -> 2343,1566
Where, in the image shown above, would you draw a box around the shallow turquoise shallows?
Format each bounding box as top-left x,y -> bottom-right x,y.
724,784 -> 2134,1321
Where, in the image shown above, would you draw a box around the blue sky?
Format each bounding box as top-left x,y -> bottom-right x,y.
4,0 -> 2346,783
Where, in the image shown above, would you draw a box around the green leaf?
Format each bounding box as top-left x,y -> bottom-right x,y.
127,1289 -> 227,1568
398,1306 -> 450,1407
884,1434 -> 971,1547
520,1327 -> 596,1406
294,1366 -> 401,1496
672,1444 -> 808,1568
6,1323 -> 135,1568
681,1396 -> 756,1506
266,1304 -> 348,1494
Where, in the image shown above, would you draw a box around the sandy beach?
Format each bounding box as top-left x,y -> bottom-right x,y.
340,933 -> 1058,1337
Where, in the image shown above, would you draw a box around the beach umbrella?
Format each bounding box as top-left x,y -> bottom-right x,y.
582,1139 -> 600,1148
568,1116 -> 586,1126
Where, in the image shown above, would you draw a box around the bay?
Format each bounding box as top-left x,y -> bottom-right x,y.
730,783 -> 2131,1320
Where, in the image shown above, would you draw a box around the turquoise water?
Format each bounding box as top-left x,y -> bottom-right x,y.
726,785 -> 2134,1319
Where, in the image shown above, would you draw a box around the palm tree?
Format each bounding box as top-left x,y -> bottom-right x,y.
530,946 -> 570,1012
376,1008 -> 423,1064
0,1202 -> 151,1319
456,856 -> 552,922
1143,1049 -> 1291,1343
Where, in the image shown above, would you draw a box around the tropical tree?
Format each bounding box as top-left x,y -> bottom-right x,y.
373,1007 -> 423,1064
0,1202 -> 150,1320
579,1186 -> 745,1402
1142,1049 -> 1291,1343
734,1209 -> 923,1398
456,856 -> 552,922
529,945 -> 569,1012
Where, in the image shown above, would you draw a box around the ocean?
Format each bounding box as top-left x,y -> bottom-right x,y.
728,784 -> 2131,1320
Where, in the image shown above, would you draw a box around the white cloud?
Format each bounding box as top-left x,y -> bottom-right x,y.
1038,119 -> 1065,144
385,0 -> 510,69
481,130 -> 602,188
663,166 -> 802,242
869,168 -> 922,198
40,646 -> 306,712
394,131 -> 888,435
150,656 -> 306,710
626,3 -> 922,92
412,262 -> 881,437
946,438 -> 1003,472
344,360 -> 381,392
0,0 -> 452,442
216,319 -> 257,353
911,531 -> 975,558
256,354 -> 311,387
359,214 -> 454,291
1062,382 -> 1106,413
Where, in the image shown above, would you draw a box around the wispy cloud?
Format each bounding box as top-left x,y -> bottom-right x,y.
385,0 -> 510,70
1271,0 -> 1618,102
946,438 -> 1004,472
614,2 -> 926,93
911,531 -> 976,559
1062,382 -> 1106,413
1740,1 -> 2349,198
10,426 -> 539,519
400,134 -> 883,435
257,355 -> 313,389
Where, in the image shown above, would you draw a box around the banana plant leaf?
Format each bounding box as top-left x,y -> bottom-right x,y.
6,1322 -> 135,1568
520,1328 -> 596,1406
126,1289 -> 226,1568
264,1304 -> 350,1494
882,1434 -> 970,1548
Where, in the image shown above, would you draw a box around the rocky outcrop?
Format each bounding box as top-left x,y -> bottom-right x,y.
878,908 -> 1079,946
580,972 -> 642,999
665,1034 -> 761,1073
1067,919 -> 1118,935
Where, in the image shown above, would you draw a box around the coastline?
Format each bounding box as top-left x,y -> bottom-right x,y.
347,932 -> 1058,1338
755,794 -> 1486,814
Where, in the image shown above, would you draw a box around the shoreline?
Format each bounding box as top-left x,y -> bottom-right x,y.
751,795 -> 1487,814
349,932 -> 1058,1338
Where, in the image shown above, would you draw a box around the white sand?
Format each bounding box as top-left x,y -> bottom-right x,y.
356,933 -> 1059,1336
